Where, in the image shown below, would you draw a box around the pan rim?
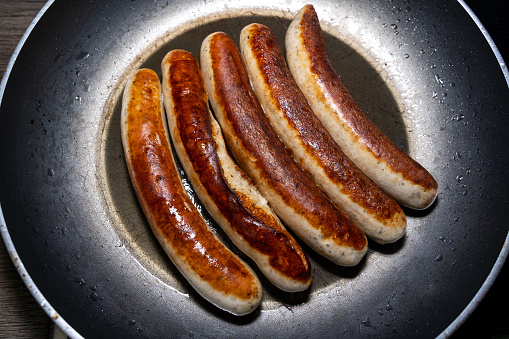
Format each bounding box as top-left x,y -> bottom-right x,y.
0,0 -> 83,337
457,0 -> 509,88
0,206 -> 83,339
436,1 -> 509,337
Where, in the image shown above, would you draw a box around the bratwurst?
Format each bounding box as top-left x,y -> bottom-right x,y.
121,68 -> 262,315
161,49 -> 311,292
240,23 -> 407,244
286,5 -> 438,209
200,32 -> 367,266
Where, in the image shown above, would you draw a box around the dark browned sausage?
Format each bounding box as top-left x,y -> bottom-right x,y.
161,49 -> 311,291
121,68 -> 261,315
240,23 -> 407,244
200,32 -> 367,266
286,5 -> 438,209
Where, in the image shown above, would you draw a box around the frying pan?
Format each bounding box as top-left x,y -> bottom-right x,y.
1,0 -> 508,337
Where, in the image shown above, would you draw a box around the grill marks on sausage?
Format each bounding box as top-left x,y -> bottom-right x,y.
298,5 -> 437,191
208,33 -> 367,251
166,51 -> 311,283
124,69 -> 258,300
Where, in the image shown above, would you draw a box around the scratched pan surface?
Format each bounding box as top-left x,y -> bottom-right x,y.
1,0 -> 508,337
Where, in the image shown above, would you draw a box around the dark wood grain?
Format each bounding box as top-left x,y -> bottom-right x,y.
0,1 -> 52,337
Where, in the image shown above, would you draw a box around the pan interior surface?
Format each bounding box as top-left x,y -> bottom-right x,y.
1,0 -> 508,338
99,9 -> 412,306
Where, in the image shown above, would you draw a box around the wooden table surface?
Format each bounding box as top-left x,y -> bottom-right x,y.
0,1 -> 507,338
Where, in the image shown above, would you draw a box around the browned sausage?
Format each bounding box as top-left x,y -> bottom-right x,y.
240,23 -> 407,244
286,5 -> 438,210
200,32 -> 368,266
121,68 -> 261,315
161,49 -> 311,292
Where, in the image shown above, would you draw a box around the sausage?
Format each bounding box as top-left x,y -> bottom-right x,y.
285,5 -> 438,210
161,49 -> 311,292
240,23 -> 407,244
121,68 -> 262,315
200,32 -> 367,266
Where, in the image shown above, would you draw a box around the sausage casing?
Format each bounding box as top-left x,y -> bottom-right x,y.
200,32 -> 367,266
121,68 -> 262,315
285,5 -> 438,210
240,23 -> 407,244
161,49 -> 311,292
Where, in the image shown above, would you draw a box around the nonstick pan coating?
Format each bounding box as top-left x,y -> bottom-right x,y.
1,0 -> 508,337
